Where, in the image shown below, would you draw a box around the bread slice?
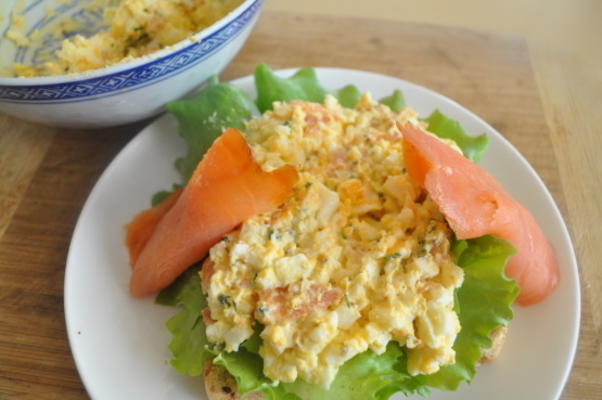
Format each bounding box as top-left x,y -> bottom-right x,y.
203,359 -> 265,400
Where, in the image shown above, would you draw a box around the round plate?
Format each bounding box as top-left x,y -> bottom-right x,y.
64,68 -> 580,400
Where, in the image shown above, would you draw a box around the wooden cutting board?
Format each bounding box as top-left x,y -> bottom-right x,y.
0,10 -> 587,399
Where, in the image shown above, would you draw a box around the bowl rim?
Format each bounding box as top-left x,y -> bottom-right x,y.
0,0 -> 259,86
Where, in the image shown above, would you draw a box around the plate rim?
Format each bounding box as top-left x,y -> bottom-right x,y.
64,66 -> 581,400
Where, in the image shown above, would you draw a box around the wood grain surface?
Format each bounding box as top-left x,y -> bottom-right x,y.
0,10 -> 598,399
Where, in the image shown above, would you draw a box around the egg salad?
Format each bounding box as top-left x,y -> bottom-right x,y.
11,0 -> 243,77
203,94 -> 465,388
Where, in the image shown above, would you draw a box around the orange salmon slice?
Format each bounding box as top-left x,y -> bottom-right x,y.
400,122 -> 559,305
127,128 -> 298,298
124,189 -> 182,268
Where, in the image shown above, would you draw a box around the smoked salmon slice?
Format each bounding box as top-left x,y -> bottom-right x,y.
400,122 -> 559,305
128,128 -> 298,298
125,189 -> 182,268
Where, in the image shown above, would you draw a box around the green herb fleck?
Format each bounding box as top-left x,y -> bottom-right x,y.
383,252 -> 401,261
208,342 -> 225,352
127,32 -> 150,49
218,294 -> 234,308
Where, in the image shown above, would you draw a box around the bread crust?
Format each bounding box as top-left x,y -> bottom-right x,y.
203,359 -> 265,400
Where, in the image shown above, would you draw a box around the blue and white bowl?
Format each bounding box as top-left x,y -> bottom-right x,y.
0,0 -> 262,128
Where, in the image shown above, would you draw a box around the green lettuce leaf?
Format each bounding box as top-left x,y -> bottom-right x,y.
254,64 -> 406,111
151,189 -> 173,207
416,236 -> 519,390
157,264 -> 212,376
241,326 -> 263,354
150,183 -> 182,207
155,264 -> 203,306
255,64 -> 329,113
379,89 -> 405,111
215,342 -> 424,400
281,343 -> 424,400
166,76 -> 259,182
214,348 -> 299,400
423,110 -> 489,162
333,84 -> 362,108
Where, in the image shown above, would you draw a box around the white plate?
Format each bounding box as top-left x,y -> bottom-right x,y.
64,68 -> 580,400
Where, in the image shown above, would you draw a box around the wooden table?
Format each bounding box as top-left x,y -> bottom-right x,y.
1,10 -> 600,400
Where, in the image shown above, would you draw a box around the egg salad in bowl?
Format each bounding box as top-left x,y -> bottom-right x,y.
8,0 -> 244,77
205,95 -> 464,387
120,64 -> 562,399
